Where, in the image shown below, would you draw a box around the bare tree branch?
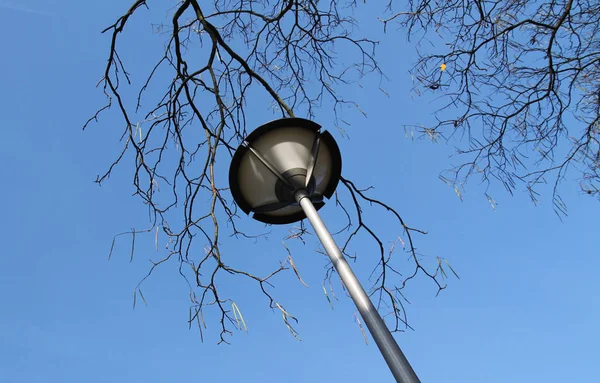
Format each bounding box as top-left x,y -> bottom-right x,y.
385,0 -> 600,212
88,0 -> 450,343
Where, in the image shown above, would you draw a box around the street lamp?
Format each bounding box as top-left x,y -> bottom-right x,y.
229,118 -> 420,383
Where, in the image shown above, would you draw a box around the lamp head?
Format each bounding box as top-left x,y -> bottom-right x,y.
229,118 -> 342,224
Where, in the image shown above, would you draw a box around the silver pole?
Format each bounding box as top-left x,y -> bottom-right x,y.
296,191 -> 421,383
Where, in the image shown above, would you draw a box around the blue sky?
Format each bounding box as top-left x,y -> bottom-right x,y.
1,1 -> 599,382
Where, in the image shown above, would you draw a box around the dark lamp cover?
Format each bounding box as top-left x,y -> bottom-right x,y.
229,118 -> 342,224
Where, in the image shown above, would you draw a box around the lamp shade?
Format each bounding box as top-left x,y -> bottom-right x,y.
229,118 -> 342,224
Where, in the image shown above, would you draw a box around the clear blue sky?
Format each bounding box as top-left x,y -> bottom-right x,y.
1,1 -> 598,382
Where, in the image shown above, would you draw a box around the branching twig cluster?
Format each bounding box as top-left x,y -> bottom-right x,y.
384,0 -> 600,212
88,0 -> 450,343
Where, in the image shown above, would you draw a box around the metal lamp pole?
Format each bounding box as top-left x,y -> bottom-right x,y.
296,189 -> 421,383
229,118 -> 421,383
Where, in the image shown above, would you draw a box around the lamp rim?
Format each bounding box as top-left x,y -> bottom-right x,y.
245,117 -> 322,144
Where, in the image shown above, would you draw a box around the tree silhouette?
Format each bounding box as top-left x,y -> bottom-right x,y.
383,0 -> 600,212
86,0 -> 452,344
